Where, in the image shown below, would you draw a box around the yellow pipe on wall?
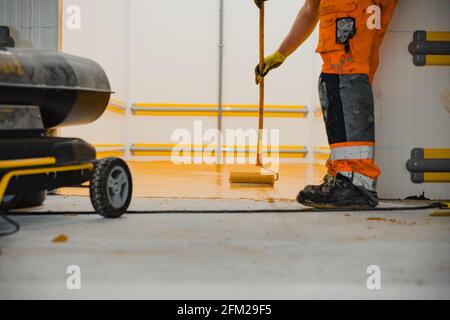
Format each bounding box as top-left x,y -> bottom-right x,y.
133,103 -> 306,109
426,32 -> 450,41
425,55 -> 450,66
423,172 -> 450,183
132,103 -> 308,118
423,148 -> 450,159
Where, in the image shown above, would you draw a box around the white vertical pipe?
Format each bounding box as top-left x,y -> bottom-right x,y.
124,0 -> 132,160
217,0 -> 224,164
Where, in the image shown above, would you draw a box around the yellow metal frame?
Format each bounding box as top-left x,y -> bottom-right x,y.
0,160 -> 94,203
0,157 -> 56,169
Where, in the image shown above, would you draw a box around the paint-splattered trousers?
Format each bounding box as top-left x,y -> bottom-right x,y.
319,73 -> 380,192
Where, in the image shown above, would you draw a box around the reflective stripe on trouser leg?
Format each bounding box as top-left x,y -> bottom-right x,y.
330,144 -> 374,161
325,158 -> 379,191
339,172 -> 377,192
329,143 -> 379,191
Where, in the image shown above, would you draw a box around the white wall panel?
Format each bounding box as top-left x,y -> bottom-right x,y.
129,0 -> 218,103
62,113 -> 125,145
224,117 -> 309,147
131,117 -> 217,144
61,0 -> 128,100
60,0 -> 128,148
0,0 -> 58,49
222,0 -> 319,105
374,0 -> 450,199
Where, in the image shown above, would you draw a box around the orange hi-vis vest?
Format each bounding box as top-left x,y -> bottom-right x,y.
316,0 -> 398,83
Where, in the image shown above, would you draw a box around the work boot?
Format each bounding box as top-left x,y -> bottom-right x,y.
297,174 -> 379,209
303,173 -> 334,191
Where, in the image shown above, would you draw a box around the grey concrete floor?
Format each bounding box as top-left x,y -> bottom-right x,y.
0,195 -> 449,299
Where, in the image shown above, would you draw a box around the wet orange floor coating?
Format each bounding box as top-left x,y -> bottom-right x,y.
62,161 -> 327,201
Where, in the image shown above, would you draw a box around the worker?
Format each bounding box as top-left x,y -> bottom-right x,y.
254,0 -> 398,208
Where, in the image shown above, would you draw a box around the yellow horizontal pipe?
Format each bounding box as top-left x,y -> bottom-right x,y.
0,163 -> 94,202
424,148 -> 450,159
313,146 -> 331,160
423,172 -> 450,183
135,103 -> 218,108
133,111 -> 215,117
0,157 -> 56,170
279,154 -> 307,159
132,143 -> 306,150
132,111 -> 306,118
93,144 -> 125,149
134,103 -> 306,110
132,103 -> 307,118
96,151 -> 125,158
131,149 -> 305,153
426,32 -> 450,41
314,153 -> 330,160
426,55 -> 450,66
313,106 -> 323,118
106,104 -> 126,115
131,143 -> 307,159
131,151 -> 203,157
94,144 -> 126,158
131,150 -> 306,159
134,143 -> 211,149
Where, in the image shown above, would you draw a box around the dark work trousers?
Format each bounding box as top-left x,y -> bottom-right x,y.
318,73 -> 381,192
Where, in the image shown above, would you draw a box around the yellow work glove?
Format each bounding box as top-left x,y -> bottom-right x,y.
255,50 -> 286,85
254,0 -> 268,9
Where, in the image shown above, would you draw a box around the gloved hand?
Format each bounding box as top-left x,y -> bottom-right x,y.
255,50 -> 286,84
253,0 -> 268,9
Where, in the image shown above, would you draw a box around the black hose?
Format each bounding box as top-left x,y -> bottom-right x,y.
104,202 -> 445,213
6,202 -> 443,216
0,211 -> 20,237
0,202 -> 443,238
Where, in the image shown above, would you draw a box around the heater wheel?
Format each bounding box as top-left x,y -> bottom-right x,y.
1,191 -> 47,211
1,194 -> 19,211
89,158 -> 132,218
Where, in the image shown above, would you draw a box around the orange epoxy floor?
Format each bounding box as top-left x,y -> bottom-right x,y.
63,161 -> 327,201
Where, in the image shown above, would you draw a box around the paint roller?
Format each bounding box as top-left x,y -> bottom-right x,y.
229,1 -> 278,186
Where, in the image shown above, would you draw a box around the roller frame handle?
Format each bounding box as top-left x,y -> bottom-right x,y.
257,2 -> 265,167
